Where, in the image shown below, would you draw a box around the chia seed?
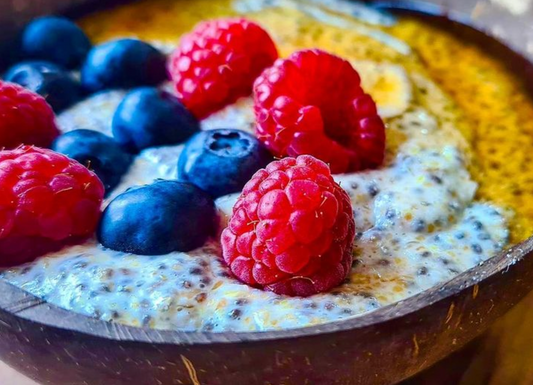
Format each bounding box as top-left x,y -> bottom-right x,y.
189,267 -> 202,275
472,220 -> 484,230
72,262 -> 88,270
478,233 -> 491,241
421,251 -> 432,258
385,209 -> 396,219
142,315 -> 152,327
429,174 -> 443,184
368,184 -> 380,197
413,219 -> 426,232
472,244 -> 483,254
229,309 -> 242,319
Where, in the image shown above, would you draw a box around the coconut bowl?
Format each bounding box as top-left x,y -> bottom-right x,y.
1,1 -> 533,384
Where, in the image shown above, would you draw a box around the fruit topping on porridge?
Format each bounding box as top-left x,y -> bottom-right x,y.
0,1 -> 516,331
168,18 -> 278,118
254,49 -> 386,173
222,155 -> 356,296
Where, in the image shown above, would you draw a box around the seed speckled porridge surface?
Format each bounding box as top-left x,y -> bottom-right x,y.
0,0 -> 518,332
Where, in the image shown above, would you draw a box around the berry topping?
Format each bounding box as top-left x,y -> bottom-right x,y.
98,180 -> 216,255
253,49 -> 386,173
4,61 -> 83,112
81,39 -> 167,93
21,16 -> 91,69
178,129 -> 273,198
51,129 -> 133,194
112,87 -> 199,153
0,146 -> 104,266
221,155 -> 355,297
168,18 -> 278,119
0,81 -> 59,149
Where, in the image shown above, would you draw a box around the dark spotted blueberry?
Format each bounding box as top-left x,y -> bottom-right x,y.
178,129 -> 273,198
21,16 -> 91,69
4,61 -> 83,112
98,181 -> 216,255
51,129 -> 133,194
112,87 -> 199,153
81,39 -> 166,92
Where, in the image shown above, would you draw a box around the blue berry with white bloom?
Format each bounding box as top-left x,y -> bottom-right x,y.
98,180 -> 216,255
81,39 -> 167,93
51,129 -> 133,194
112,87 -> 199,153
4,61 -> 82,112
21,16 -> 91,69
178,129 -> 273,198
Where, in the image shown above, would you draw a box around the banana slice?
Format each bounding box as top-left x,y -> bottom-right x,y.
350,60 -> 412,119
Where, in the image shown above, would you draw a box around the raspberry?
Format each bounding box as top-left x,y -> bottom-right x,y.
221,155 -> 356,297
169,18 -> 278,119
0,146 -> 104,266
0,81 -> 59,149
253,49 -> 386,173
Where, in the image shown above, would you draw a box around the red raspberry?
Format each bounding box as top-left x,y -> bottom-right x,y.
221,155 -> 355,297
169,18 -> 278,119
0,81 -> 59,149
253,49 -> 386,174
0,146 -> 104,266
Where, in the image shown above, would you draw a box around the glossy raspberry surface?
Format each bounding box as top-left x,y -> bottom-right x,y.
169,18 -> 278,119
253,49 -> 386,173
221,155 -> 356,297
0,146 -> 104,266
0,81 -> 59,149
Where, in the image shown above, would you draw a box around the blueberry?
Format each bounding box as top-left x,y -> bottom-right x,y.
21,16 -> 91,69
112,87 -> 199,152
51,129 -> 132,193
178,129 -> 273,198
97,180 -> 216,255
81,39 -> 167,93
4,61 -> 82,112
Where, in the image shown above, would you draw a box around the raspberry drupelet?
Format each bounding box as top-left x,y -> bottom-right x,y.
253,49 -> 386,174
168,18 -> 278,119
0,81 -> 59,149
221,155 -> 356,297
0,146 -> 104,266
